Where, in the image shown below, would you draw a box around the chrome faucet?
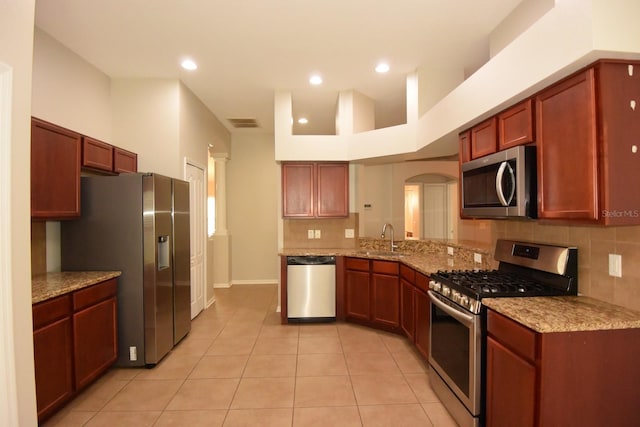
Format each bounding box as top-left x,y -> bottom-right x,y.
381,223 -> 397,252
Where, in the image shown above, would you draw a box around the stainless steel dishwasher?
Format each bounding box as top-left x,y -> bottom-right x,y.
287,256 -> 336,322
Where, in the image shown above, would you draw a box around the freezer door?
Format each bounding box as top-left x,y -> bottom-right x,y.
143,174 -> 175,365
172,179 -> 191,344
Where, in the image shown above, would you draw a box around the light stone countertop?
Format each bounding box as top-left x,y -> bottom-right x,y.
279,248 -> 481,277
32,271 -> 121,304
483,296 -> 640,333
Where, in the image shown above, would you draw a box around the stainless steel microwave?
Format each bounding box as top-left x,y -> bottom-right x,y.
461,145 -> 537,218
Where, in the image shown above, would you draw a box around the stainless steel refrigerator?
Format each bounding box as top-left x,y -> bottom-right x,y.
61,173 -> 191,367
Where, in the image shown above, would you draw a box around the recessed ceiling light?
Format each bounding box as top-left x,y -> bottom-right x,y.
181,59 -> 198,71
375,62 -> 390,73
298,118 -> 309,124
309,74 -> 323,85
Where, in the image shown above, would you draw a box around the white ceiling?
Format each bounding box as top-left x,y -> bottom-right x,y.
34,0 -> 522,137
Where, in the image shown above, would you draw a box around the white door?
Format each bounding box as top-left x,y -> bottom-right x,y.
423,183 -> 448,239
186,162 -> 205,319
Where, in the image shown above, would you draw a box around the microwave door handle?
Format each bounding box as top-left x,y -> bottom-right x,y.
495,162 -> 516,206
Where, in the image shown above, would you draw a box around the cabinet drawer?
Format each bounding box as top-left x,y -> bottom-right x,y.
372,260 -> 399,275
400,264 -> 415,283
487,310 -> 537,362
33,295 -> 72,330
415,272 -> 430,293
345,257 -> 369,272
73,279 -> 117,312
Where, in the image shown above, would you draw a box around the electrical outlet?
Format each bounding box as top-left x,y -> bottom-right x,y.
314,229 -> 321,239
474,253 -> 482,264
307,230 -> 314,239
447,246 -> 454,256
345,229 -> 355,238
129,346 -> 137,361
609,254 -> 622,277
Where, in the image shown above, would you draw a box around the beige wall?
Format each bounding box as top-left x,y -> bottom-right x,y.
32,28 -> 112,142
227,133 -> 279,283
357,160 -> 459,238
111,79 -> 180,177
1,0 -> 38,424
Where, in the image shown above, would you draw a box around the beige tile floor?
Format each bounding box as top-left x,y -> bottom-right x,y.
44,284 -> 458,427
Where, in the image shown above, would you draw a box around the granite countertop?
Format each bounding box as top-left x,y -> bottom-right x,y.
32,271 -> 121,304
279,248 -> 484,276
483,296 -> 640,333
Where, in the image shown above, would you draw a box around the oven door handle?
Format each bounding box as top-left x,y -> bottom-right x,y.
428,290 -> 475,327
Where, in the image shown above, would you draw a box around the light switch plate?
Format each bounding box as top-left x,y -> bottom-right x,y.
307,230 -> 314,239
474,253 -> 482,264
314,229 -> 321,239
447,246 -> 454,256
609,254 -> 622,277
345,229 -> 355,238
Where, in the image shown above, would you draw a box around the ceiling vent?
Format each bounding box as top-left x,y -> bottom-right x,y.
227,118 -> 260,129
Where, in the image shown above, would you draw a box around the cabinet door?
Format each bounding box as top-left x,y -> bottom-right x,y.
33,317 -> 74,421
73,297 -> 118,390
113,147 -> 138,173
31,118 -> 82,219
414,288 -> 430,359
536,69 -> 598,220
371,273 -> 399,330
82,136 -> 113,172
459,130 -> 471,163
316,163 -> 349,217
400,279 -> 415,340
282,163 -> 315,217
345,269 -> 370,322
486,336 -> 536,427
498,99 -> 534,150
470,117 -> 497,159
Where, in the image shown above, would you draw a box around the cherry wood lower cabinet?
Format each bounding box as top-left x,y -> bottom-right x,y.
32,295 -> 74,422
344,257 -> 401,333
33,279 -> 118,423
413,287 -> 431,359
399,264 -> 416,340
486,309 -> 640,427
345,259 -> 371,322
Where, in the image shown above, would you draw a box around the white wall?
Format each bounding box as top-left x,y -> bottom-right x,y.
227,133 -> 279,283
0,0 -> 38,424
32,28 -> 112,141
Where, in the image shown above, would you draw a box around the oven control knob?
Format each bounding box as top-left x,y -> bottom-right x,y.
452,290 -> 460,303
442,285 -> 450,297
430,281 -> 441,292
460,295 -> 469,307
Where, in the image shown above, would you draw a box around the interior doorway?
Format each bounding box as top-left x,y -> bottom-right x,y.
185,161 -> 206,319
404,174 -> 458,240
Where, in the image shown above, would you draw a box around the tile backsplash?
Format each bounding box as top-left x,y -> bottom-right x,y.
460,219 -> 640,312
283,213 -> 359,249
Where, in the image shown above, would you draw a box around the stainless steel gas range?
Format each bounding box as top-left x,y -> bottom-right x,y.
427,239 -> 578,427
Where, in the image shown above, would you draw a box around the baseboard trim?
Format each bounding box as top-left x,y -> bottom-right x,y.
231,279 -> 279,286
213,282 -> 232,289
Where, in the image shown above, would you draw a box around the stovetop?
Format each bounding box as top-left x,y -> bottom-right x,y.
428,240 -> 578,314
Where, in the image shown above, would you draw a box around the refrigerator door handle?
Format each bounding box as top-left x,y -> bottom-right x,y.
157,235 -> 170,270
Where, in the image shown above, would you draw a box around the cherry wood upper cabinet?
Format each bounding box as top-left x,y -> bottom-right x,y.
82,136 -> 113,172
470,117 -> 497,159
282,162 -> 348,218
459,130 -> 471,163
536,60 -> 640,224
498,99 -> 534,150
113,147 -> 138,173
31,118 -> 82,220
